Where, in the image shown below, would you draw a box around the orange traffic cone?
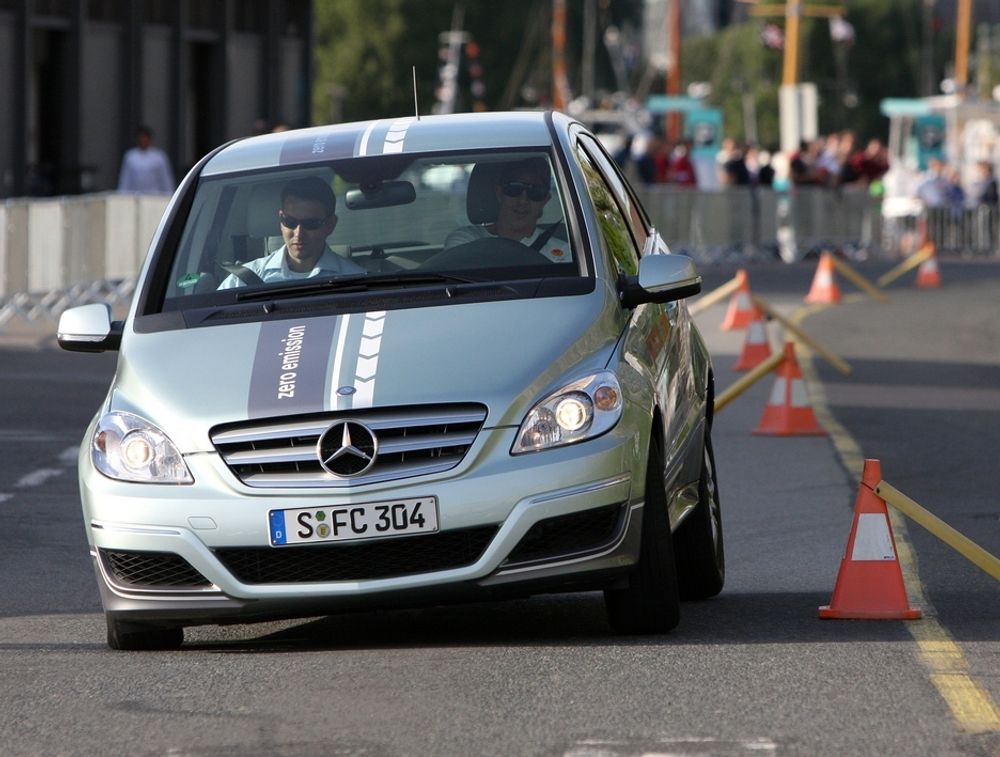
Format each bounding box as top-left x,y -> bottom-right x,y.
819,459 -> 922,620
753,342 -> 826,436
804,251 -> 841,304
720,270 -> 760,331
733,312 -> 771,371
915,244 -> 942,289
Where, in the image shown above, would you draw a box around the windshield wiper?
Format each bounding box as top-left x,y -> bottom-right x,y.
235,271 -> 480,302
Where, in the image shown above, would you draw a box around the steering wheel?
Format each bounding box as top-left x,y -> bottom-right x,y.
423,237 -> 552,271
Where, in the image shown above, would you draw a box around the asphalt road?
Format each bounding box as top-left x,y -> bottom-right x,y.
0,258 -> 997,756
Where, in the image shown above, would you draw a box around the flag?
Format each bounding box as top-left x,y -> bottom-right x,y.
760,24 -> 784,50
830,16 -> 855,45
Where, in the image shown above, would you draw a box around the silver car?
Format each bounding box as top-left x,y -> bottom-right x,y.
58,111 -> 723,650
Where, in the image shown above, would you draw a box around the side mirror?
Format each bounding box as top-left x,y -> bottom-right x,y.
57,303 -> 123,353
619,253 -> 702,309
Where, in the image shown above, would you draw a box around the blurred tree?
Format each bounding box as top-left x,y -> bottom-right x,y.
312,0 -> 645,124
679,0 -> 952,146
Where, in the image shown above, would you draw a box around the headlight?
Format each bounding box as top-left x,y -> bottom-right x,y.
92,412 -> 193,484
512,371 -> 623,454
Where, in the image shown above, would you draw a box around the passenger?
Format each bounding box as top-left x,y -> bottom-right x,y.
444,158 -> 569,262
218,176 -> 363,288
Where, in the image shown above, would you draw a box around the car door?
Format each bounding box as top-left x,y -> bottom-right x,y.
573,132 -> 700,490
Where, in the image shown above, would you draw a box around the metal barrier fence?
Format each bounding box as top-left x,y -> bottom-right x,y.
0,192 -> 168,329
1,188 -> 996,334
635,186 -> 1000,263
634,185 -> 884,264
881,205 -> 1000,257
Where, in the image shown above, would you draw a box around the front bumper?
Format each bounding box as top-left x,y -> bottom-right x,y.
82,425 -> 645,625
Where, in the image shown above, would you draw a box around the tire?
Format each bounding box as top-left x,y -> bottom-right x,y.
673,428 -> 725,600
106,615 -> 184,651
604,435 -> 681,634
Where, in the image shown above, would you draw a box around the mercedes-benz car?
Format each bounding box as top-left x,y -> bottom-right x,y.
58,111 -> 723,650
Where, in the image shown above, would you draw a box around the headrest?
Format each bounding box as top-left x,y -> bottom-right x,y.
466,163 -> 503,225
246,182 -> 285,238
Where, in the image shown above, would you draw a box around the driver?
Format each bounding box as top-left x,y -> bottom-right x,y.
219,176 -> 364,288
444,157 -> 569,262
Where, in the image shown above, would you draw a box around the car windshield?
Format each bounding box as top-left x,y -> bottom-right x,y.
160,149 -> 579,312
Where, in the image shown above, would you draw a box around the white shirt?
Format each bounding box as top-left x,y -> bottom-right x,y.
217,246 -> 365,289
117,147 -> 175,193
444,225 -> 572,263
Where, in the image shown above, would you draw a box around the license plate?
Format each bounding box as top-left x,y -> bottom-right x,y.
268,497 -> 438,547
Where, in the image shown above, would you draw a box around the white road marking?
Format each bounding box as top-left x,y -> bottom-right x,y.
59,446 -> 79,465
0,494 -> 12,504
15,468 -> 64,488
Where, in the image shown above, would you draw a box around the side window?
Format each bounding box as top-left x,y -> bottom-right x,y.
575,141 -> 638,277
578,135 -> 650,252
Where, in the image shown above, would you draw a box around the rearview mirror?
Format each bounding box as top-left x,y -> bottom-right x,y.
344,180 -> 416,210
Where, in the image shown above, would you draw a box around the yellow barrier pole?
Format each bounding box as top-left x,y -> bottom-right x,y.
688,275 -> 741,316
875,480 -> 1000,582
752,295 -> 852,376
876,245 -> 934,288
829,255 -> 891,303
714,350 -> 785,414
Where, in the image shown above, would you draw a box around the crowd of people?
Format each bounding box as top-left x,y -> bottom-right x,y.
623,130 -> 893,193
914,156 -> 998,212
623,127 -> 1000,215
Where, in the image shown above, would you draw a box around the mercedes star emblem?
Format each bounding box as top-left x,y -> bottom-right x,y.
317,420 -> 378,477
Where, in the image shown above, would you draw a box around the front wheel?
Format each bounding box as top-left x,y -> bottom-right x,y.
673,429 -> 725,600
106,615 -> 184,651
604,435 -> 681,634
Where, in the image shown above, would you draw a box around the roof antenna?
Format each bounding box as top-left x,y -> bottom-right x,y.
412,66 -> 420,120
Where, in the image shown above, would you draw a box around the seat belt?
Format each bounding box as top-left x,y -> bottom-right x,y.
531,222 -> 563,251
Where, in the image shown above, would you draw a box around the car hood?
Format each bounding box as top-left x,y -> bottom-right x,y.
112,292 -> 623,452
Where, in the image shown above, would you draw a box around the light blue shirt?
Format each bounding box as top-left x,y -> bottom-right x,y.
218,246 -> 365,289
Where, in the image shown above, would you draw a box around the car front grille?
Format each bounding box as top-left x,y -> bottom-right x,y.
214,525 -> 498,584
210,404 -> 488,488
502,504 -> 626,567
99,549 -> 213,589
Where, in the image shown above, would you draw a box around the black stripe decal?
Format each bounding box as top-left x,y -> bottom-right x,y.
248,317 -> 339,418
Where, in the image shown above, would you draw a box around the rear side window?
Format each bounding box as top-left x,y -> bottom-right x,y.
574,141 -> 638,277
577,135 -> 649,252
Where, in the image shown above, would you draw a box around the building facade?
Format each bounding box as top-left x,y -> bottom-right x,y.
0,0 -> 313,198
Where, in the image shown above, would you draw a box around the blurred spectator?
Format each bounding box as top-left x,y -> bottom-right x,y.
653,138 -> 671,183
971,160 -> 998,207
633,133 -> 660,184
721,143 -> 751,186
944,166 -> 965,217
915,157 -> 949,208
117,126 -> 174,193
836,131 -> 859,184
849,138 -> 889,184
815,133 -> 842,185
756,148 -> 776,187
665,140 -> 696,187
789,139 -> 823,185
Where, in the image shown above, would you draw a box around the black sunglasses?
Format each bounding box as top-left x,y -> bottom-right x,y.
279,212 -> 329,231
500,181 -> 549,202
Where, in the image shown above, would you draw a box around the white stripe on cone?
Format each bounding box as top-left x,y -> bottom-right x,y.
850,513 -> 897,561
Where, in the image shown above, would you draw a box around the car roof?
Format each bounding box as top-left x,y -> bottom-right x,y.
203,111 -> 568,177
